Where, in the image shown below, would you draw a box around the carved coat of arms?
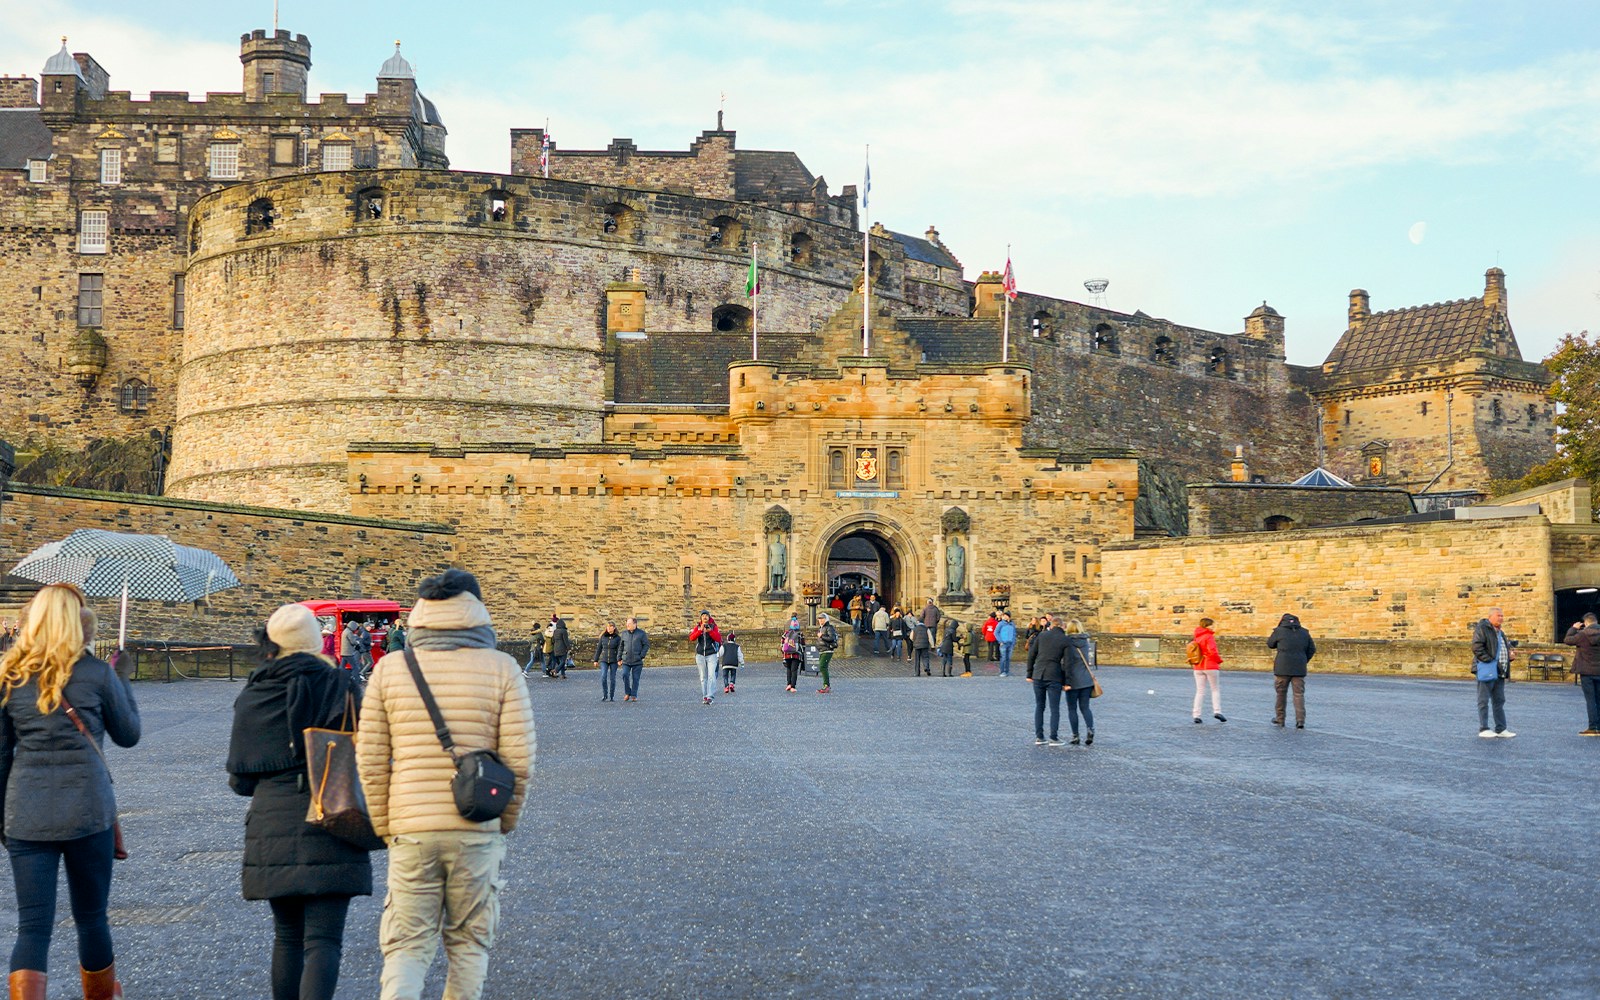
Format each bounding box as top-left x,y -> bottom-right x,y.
854,449 -> 878,482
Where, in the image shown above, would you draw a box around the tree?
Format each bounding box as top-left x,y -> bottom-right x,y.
1510,331 -> 1600,495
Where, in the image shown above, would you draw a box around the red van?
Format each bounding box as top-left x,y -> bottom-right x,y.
299,598 -> 411,665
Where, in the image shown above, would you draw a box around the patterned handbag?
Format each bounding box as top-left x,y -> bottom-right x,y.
304,693 -> 385,851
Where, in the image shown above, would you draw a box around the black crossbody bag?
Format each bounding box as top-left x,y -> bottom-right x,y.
400,648 -> 516,822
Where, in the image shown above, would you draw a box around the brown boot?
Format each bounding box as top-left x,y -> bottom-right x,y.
7,970 -> 46,1000
80,964 -> 122,1000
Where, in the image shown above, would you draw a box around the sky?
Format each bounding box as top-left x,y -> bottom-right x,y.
5,0 -> 1597,366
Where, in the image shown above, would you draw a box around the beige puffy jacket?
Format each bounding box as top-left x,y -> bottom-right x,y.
356,592 -> 536,837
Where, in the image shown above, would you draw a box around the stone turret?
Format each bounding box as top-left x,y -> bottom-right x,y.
240,28 -> 310,100
1484,266 -> 1507,313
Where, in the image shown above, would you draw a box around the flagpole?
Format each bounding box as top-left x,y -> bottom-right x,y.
1003,244 -> 1012,362
751,241 -> 759,361
862,145 -> 871,358
542,117 -> 550,179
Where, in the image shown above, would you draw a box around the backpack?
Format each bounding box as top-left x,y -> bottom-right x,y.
1185,640 -> 1203,666
781,630 -> 799,657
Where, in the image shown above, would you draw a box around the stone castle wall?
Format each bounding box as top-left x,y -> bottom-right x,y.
1186,484 -> 1414,535
0,482 -> 457,641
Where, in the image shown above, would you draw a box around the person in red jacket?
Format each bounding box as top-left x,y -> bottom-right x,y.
689,610 -> 723,705
983,613 -> 1000,662
1191,617 -> 1226,724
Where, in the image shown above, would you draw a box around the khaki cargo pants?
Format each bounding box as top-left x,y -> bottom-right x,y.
380,830 -> 507,1000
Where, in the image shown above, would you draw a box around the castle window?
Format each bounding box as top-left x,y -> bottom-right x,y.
708,215 -> 741,249
712,304 -> 752,334
271,135 -> 297,166
790,232 -> 813,266
118,378 -> 149,414
487,191 -> 511,223
321,143 -> 352,172
1527,403 -> 1539,422
357,187 -> 385,221
245,198 -> 274,236
1420,401 -> 1429,416
208,142 -> 239,180
189,218 -> 201,253
27,159 -> 47,183
171,273 -> 185,329
1031,311 -> 1050,338
601,202 -> 636,238
1151,336 -> 1176,365
869,250 -> 888,284
1491,398 -> 1503,423
156,136 -> 178,163
76,273 -> 103,326
885,448 -> 906,490
828,448 -> 847,489
1343,410 -> 1351,426
98,148 -> 121,185
1093,323 -> 1119,354
1207,346 -> 1231,378
78,211 -> 108,254
1263,514 -> 1297,531
262,71 -> 275,94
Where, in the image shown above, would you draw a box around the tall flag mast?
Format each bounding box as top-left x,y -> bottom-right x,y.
1002,250 -> 1018,362
861,146 -> 872,357
541,119 -> 551,178
747,241 -> 762,359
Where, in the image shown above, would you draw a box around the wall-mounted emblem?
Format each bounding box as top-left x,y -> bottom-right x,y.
854,448 -> 878,483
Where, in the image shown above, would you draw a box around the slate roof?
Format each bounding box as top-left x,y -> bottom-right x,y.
889,231 -> 961,270
0,108 -> 50,170
1323,297 -> 1517,372
733,150 -> 816,202
899,318 -> 1004,365
614,332 -> 813,404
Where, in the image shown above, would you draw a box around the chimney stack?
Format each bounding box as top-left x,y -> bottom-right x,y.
1484,267 -> 1506,313
1230,444 -> 1250,483
1348,289 -> 1369,329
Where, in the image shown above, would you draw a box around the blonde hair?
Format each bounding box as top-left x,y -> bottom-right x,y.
1064,619 -> 1085,634
0,584 -> 91,715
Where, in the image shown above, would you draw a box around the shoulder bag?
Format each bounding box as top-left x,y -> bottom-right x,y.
61,697 -> 128,860
1075,648 -> 1104,699
401,648 -> 516,822
304,691 -> 385,851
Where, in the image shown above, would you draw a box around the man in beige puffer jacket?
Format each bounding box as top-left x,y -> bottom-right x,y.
357,569 -> 535,1000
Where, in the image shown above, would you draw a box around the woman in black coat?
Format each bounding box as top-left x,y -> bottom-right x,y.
0,584 -> 140,1000
1061,620 -> 1098,746
1266,613 -> 1315,728
594,622 -> 623,702
227,604 -> 372,1000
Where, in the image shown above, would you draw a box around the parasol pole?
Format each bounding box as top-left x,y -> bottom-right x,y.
118,574 -> 129,650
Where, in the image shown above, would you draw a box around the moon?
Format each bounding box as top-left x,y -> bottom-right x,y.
1408,221 -> 1427,245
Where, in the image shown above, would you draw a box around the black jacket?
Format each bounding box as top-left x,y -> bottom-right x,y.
619,628 -> 649,667
1564,624 -> 1600,676
1062,634 -> 1096,690
817,623 -> 839,652
1471,619 -> 1510,679
1266,618 -> 1316,677
594,631 -> 623,665
227,652 -> 372,900
1,653 -> 140,842
1027,626 -> 1069,684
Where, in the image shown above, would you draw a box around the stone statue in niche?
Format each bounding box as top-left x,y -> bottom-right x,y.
945,536 -> 967,594
768,534 -> 788,593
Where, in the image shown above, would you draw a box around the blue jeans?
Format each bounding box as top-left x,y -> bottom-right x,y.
8,827 -> 117,973
599,662 -> 618,700
695,652 -> 719,699
999,641 -> 1015,675
1477,678 -> 1507,732
1033,679 -> 1063,740
890,637 -> 903,658
874,630 -> 889,655
1065,687 -> 1095,736
1582,675 -> 1600,730
623,664 -> 642,698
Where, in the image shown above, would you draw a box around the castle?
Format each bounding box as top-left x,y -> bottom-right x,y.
0,26 -> 1573,648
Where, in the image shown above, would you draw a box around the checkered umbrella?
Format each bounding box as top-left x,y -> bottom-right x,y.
10,529 -> 241,646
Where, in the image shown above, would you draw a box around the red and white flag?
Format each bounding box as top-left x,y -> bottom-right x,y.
540,129 -> 551,178
1002,257 -> 1018,301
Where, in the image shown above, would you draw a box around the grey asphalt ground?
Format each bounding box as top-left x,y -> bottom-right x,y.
3,660 -> 1596,999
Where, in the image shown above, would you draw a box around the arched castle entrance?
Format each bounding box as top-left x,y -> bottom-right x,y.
814,514 -> 921,613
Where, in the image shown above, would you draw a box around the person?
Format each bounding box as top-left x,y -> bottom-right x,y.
1563,612 -> 1600,735
1061,619 -> 1097,746
828,594 -> 845,619
1026,614 -> 1067,746
887,608 -> 907,661
911,619 -> 933,677
815,614 -> 839,693
321,623 -> 337,660
958,621 -> 976,676
871,604 -> 890,655
1191,617 -> 1225,724
339,620 -> 363,672
0,583 -> 141,1000
781,615 -> 804,693
848,593 -> 865,632
384,617 -> 408,655
523,625 -> 544,677
1266,613 -> 1315,729
995,612 -> 1017,677
1024,617 -> 1042,652
689,610 -> 723,705
542,614 -> 570,680
920,598 -> 942,634
353,622 -> 374,676
227,603 -> 372,1000
619,617 -> 649,702
719,632 -> 744,695
938,618 -> 957,676
356,568 -> 535,1000
593,622 -> 622,703
1471,607 -> 1515,738
983,613 -> 1000,662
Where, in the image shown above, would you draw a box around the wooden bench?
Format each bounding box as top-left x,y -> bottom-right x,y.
1527,652 -> 1568,682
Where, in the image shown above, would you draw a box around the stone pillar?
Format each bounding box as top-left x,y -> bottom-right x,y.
603,276 -> 647,404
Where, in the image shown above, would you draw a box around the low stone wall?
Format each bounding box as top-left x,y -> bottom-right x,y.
1096,632 -> 1576,682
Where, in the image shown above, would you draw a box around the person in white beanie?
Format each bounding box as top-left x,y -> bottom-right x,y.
227,603 -> 372,1000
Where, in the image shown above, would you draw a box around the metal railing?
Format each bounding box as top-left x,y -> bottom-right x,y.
95,639 -> 253,682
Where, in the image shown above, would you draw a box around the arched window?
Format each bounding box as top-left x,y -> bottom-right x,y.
356,187 -> 385,221
712,304 -> 752,333
118,378 -> 150,414
1491,398 -> 1503,422
1093,323 -> 1119,354
868,250 -> 889,285
1263,514 -> 1296,531
1207,346 -> 1231,377
885,448 -> 905,489
487,190 -> 512,224
790,232 -> 813,266
828,448 -> 847,489
1527,403 -> 1539,422
1151,335 -> 1176,365
189,218 -> 202,253
708,215 -> 741,248
245,197 -> 274,235
602,202 -> 637,238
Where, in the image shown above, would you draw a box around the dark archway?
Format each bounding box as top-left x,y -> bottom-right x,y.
1555,587 -> 1600,643
827,532 -> 898,611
